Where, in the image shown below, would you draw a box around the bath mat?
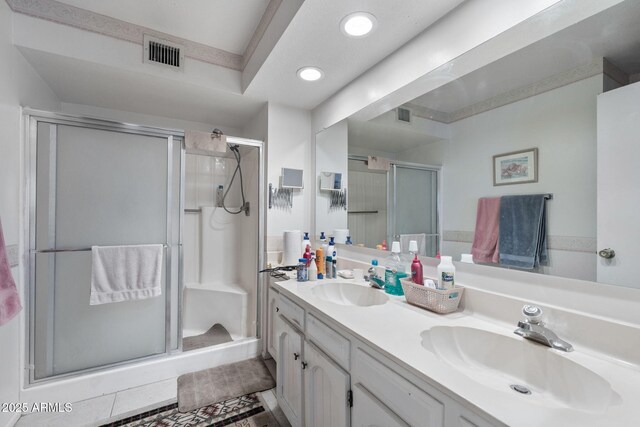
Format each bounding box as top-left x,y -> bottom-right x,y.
177,358 -> 276,413
100,392 -> 278,426
183,324 -> 233,352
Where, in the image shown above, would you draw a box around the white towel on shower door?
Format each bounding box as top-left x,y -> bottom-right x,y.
90,245 -> 163,305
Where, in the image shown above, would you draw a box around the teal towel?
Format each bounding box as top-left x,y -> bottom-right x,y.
499,195 -> 548,269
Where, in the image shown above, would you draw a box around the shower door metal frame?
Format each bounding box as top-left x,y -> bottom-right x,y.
224,136 -> 265,346
347,155 -> 442,254
22,109 -> 185,386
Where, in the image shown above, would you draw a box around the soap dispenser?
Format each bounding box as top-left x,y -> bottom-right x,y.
383,241 -> 407,296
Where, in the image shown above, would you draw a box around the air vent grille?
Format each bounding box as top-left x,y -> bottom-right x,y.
143,35 -> 184,70
397,107 -> 411,123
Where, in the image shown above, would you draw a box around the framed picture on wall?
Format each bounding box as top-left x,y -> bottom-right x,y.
493,148 -> 538,186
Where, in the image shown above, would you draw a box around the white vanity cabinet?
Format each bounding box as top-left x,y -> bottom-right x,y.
275,293 -> 352,427
352,383 -> 408,427
272,284 -> 501,427
277,315 -> 304,427
267,285 -> 280,359
303,340 -> 351,427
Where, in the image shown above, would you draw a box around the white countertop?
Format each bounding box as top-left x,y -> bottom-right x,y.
272,277 -> 640,427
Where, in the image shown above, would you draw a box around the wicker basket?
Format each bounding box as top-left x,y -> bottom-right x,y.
400,278 -> 464,314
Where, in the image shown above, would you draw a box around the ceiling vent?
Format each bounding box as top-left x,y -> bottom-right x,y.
397,107 -> 412,123
143,35 -> 184,70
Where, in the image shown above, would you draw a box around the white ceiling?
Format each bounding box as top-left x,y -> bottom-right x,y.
19,47 -> 265,129
57,0 -> 271,55
348,119 -> 442,154
409,0 -> 640,115
244,0 -> 465,109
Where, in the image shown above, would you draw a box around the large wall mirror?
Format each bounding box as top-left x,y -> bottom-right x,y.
315,0 -> 640,289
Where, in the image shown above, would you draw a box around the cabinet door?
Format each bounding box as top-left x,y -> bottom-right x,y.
267,287 -> 280,358
352,384 -> 408,427
304,341 -> 351,427
276,316 -> 304,427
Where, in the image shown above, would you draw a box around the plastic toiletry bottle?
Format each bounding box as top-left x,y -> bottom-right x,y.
328,237 -> 337,260
316,247 -> 325,279
319,232 -> 327,248
384,241 -> 406,296
308,255 -> 317,280
302,232 -> 311,255
320,233 -> 331,256
297,258 -> 308,282
381,240 -> 388,251
437,256 -> 456,290
411,254 -> 424,285
325,256 -> 333,280
346,236 -> 353,245
303,245 -> 313,266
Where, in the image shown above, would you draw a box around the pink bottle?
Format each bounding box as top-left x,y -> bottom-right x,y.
303,245 -> 313,266
411,254 -> 424,285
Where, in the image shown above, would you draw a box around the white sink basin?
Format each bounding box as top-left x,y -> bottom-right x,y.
421,326 -> 617,413
311,282 -> 389,307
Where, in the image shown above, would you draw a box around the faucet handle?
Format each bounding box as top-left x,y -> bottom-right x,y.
522,304 -> 543,324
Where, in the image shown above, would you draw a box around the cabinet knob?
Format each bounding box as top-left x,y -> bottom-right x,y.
293,352 -> 299,360
301,362 -> 308,369
598,248 -> 616,259
276,307 -> 280,312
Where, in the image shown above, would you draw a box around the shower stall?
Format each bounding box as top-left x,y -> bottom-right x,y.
348,155 -> 440,256
24,110 -> 263,385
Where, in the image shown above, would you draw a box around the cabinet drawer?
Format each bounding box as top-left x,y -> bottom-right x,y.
279,294 -> 305,330
354,348 -> 444,427
306,313 -> 350,369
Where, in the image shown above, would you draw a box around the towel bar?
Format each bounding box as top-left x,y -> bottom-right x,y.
32,244 -> 170,253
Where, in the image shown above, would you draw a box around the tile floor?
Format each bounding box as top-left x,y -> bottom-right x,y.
15,377 -> 290,427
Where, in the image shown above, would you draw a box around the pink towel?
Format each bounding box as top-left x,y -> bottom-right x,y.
0,218 -> 22,326
471,198 -> 501,263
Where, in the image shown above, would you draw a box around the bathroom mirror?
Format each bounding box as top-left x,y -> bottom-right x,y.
281,167 -> 304,189
319,172 -> 343,191
315,0 -> 640,287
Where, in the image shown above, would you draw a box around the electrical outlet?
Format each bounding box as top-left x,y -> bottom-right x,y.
6,244 -> 19,267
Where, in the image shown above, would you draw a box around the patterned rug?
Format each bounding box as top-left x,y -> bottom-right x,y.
101,392 -> 277,427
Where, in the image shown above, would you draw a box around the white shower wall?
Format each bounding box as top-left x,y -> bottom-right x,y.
183,147 -> 259,338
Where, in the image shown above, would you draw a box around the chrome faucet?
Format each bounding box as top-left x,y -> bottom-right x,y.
365,262 -> 384,289
514,305 -> 573,352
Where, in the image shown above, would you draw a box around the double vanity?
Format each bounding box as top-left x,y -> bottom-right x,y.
267,275 -> 640,426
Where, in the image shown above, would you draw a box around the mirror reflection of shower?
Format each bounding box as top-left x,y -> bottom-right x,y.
182,130 -> 261,352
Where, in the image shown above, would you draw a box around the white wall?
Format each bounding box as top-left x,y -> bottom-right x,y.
0,4 -> 60,426
315,120 -> 348,239
265,103 -> 313,253
397,75 -> 602,281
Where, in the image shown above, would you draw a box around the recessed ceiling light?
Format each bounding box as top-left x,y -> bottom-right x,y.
297,67 -> 324,82
341,12 -> 377,37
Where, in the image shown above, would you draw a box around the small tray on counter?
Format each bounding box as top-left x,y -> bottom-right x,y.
400,278 -> 464,314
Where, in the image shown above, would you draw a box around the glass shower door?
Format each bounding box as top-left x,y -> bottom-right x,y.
30,120 -> 180,380
391,165 -> 439,257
